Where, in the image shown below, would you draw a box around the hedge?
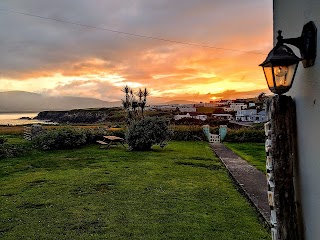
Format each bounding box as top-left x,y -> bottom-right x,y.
224,128 -> 265,143
0,144 -> 32,159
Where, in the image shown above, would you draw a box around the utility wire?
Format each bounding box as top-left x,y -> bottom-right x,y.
0,8 -> 267,55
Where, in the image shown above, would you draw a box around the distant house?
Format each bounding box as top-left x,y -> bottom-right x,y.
229,103 -> 247,112
223,107 -> 234,112
193,114 -> 207,121
212,113 -> 234,121
248,102 -> 256,108
174,113 -> 191,121
235,109 -> 257,121
252,110 -> 267,123
174,113 -> 207,121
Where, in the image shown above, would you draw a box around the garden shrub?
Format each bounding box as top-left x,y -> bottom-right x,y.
171,125 -> 207,141
126,117 -> 172,151
0,144 -> 31,159
206,118 -> 229,126
173,117 -> 228,127
224,128 -> 265,143
0,137 -> 7,145
83,127 -> 108,143
171,125 -> 219,141
174,118 -> 206,126
32,127 -> 87,150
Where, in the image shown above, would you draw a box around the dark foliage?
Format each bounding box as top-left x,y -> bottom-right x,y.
174,118 -> 206,126
224,129 -> 265,143
36,107 -> 125,124
171,126 -> 207,141
32,128 -> 88,150
206,117 -> 229,126
126,117 -> 172,151
0,137 -> 7,145
82,128 -> 109,143
0,144 -> 31,159
173,117 -> 228,127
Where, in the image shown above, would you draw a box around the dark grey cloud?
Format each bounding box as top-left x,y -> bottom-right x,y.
0,0 -> 272,102
0,0 -> 271,78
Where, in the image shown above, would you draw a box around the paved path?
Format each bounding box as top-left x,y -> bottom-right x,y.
210,143 -> 270,225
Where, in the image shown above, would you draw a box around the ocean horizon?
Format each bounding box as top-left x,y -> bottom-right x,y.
0,112 -> 46,126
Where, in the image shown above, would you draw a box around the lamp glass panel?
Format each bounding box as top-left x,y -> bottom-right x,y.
263,66 -> 274,88
273,64 -> 297,88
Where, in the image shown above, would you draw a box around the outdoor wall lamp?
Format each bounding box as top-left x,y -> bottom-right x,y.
260,21 -> 317,94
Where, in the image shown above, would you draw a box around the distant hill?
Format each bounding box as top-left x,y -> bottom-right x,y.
162,100 -> 197,105
0,91 -> 121,113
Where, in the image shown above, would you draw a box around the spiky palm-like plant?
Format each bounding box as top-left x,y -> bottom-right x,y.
121,85 -> 149,125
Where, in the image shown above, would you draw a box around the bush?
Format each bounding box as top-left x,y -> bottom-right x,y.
83,127 -> 108,143
224,128 -> 265,143
171,125 -> 219,141
32,127 -> 88,150
0,144 -> 31,158
172,125 -> 207,141
206,118 -> 229,126
0,137 -> 7,145
126,117 -> 172,151
174,118 -> 206,126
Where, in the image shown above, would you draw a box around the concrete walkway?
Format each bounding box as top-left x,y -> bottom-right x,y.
210,143 -> 270,225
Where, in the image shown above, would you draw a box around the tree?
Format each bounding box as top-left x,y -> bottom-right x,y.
121,86 -> 171,151
121,85 -> 149,125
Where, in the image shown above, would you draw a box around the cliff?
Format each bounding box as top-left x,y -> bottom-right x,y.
36,107 -> 125,124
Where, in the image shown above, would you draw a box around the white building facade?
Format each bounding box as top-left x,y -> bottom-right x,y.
274,1 -> 320,239
229,103 -> 247,112
235,109 -> 257,122
212,113 -> 234,121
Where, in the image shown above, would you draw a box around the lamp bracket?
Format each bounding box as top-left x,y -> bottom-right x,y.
277,21 -> 317,68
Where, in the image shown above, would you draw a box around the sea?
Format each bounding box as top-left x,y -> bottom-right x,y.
0,113 -> 51,126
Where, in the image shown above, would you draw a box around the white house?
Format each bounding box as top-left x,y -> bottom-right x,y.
194,114 -> 207,121
248,102 -> 256,108
252,110 -> 267,123
174,113 -> 207,121
235,109 -> 257,122
273,1 -> 320,238
212,113 -> 234,121
174,113 -> 191,121
229,103 -> 247,112
223,107 -> 234,112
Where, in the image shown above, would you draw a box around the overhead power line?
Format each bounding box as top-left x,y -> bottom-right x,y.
0,8 -> 267,55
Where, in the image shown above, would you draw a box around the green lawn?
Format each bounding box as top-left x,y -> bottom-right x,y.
0,141 -> 270,239
224,142 -> 266,172
1,134 -> 30,145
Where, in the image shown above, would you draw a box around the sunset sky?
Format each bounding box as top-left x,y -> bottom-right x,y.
0,0 -> 273,103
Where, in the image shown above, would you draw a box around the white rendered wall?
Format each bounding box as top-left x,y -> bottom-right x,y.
274,1 -> 320,239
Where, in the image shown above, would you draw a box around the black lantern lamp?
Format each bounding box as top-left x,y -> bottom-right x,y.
260,21 -> 317,94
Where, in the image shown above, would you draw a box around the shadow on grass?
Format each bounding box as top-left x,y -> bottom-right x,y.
175,161 -> 223,171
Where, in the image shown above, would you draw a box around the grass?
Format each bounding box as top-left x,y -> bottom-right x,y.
0,125 -> 110,135
0,126 -> 25,135
0,135 -> 30,145
224,142 -> 266,172
0,141 -> 270,239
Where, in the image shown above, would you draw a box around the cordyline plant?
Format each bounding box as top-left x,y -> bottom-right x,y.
121,85 -> 171,151
121,85 -> 149,125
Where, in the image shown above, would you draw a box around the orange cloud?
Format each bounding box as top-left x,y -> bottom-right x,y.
0,1 -> 273,102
